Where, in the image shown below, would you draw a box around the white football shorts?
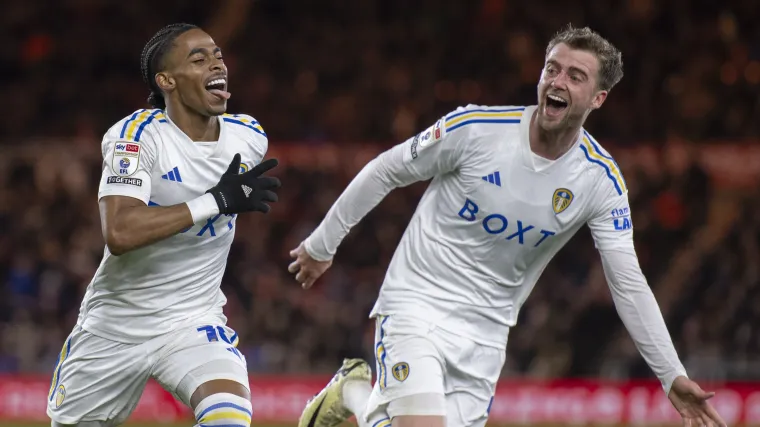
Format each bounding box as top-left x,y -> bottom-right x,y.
46,321 -> 248,425
364,314 -> 505,427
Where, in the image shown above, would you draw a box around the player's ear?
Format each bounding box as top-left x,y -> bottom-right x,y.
155,72 -> 175,93
591,89 -> 608,110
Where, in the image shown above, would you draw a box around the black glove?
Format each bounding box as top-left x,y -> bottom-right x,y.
207,153 -> 280,214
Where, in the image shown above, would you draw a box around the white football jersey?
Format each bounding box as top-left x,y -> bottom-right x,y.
306,104 -> 686,389
81,109 -> 268,343
368,105 -> 633,348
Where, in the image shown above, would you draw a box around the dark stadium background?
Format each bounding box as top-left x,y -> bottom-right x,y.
1,0 -> 759,425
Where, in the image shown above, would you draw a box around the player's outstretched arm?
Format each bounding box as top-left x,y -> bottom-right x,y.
287,143 -> 417,288
589,188 -> 726,427
100,154 -> 279,256
289,116 -> 465,288
597,248 -> 726,427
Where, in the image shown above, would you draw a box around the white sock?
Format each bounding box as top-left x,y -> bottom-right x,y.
342,380 -> 373,426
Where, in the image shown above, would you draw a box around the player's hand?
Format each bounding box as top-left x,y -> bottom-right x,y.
668,376 -> 727,427
288,241 -> 332,289
207,153 -> 280,214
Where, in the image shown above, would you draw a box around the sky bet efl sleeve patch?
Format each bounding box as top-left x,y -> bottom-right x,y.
411,118 -> 445,159
112,142 -> 141,176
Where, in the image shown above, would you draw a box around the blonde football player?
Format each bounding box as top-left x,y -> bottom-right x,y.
288,26 -> 726,427
46,24 -> 280,427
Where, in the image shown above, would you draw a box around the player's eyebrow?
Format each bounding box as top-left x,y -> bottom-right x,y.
547,59 -> 589,79
568,66 -> 589,79
187,46 -> 221,58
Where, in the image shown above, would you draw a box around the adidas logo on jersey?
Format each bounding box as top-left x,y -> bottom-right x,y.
161,167 -> 183,182
482,171 -> 501,187
242,184 -> 252,198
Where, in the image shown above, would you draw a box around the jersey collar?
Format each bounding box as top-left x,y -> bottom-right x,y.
162,113 -> 228,159
518,105 -> 583,174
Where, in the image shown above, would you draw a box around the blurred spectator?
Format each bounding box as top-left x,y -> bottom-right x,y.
1,0 -> 760,143
0,0 -> 758,383
1,137 -> 758,382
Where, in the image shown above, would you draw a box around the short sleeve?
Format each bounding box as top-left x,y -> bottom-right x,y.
97,135 -> 158,205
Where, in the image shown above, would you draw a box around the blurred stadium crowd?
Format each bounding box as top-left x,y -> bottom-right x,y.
0,0 -> 759,383
3,0 -> 760,143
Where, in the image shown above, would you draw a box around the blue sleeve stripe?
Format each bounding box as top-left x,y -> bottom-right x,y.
222,118 -> 267,137
196,402 -> 253,420
585,131 -> 622,174
583,130 -> 614,161
579,144 -> 623,195
584,130 -> 627,188
446,107 -> 525,121
232,114 -> 260,126
447,118 -> 520,132
120,109 -> 146,139
133,110 -> 162,142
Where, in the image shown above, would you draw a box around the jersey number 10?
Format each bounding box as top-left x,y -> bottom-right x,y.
197,325 -> 243,360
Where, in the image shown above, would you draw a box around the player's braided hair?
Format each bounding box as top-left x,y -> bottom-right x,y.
140,23 -> 199,109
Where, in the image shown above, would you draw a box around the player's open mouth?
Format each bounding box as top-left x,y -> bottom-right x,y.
205,77 -> 231,100
545,94 -> 568,117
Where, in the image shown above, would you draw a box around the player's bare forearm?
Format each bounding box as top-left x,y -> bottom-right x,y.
99,195 -> 195,256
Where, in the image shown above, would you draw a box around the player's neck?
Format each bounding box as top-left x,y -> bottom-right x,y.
528,111 -> 580,160
165,105 -> 220,142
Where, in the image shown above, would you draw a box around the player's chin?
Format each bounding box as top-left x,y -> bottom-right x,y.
537,108 -> 564,129
202,91 -> 227,114
204,99 -> 227,115
206,103 -> 227,116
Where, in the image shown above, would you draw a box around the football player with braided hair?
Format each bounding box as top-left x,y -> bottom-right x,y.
46,23 -> 278,427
